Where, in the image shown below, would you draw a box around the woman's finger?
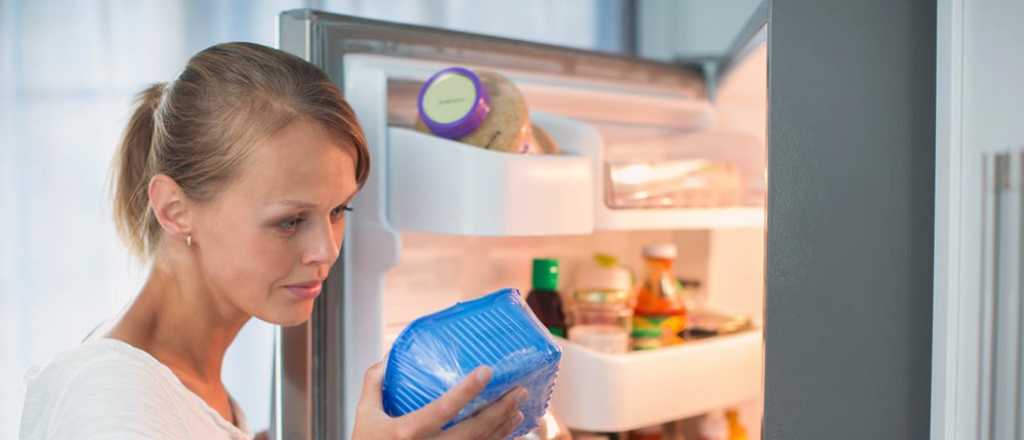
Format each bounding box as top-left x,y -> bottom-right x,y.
396,366 -> 493,437
486,410 -> 524,440
352,362 -> 393,440
442,386 -> 526,439
357,362 -> 386,411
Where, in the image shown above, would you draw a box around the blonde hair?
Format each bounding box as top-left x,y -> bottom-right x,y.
111,42 -> 370,258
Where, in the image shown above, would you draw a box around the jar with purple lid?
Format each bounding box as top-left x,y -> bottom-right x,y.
417,67 -> 492,140
415,66 -> 559,155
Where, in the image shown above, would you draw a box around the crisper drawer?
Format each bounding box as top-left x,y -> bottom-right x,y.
549,330 -> 762,432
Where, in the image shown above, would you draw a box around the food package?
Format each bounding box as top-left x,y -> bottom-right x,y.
415,66 -> 560,155
381,288 -> 562,438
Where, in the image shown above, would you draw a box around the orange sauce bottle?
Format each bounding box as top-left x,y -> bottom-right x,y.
631,244 -> 688,349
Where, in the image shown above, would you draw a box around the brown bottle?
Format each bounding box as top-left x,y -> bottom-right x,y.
525,258 -> 566,338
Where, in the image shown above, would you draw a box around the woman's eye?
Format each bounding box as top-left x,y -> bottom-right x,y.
330,205 -> 353,221
278,217 -> 303,232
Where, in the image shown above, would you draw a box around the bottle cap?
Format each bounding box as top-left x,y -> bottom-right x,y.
531,258 -> 559,291
642,243 -> 677,260
575,253 -> 632,292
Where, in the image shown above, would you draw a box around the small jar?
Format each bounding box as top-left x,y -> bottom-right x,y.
415,66 -> 558,154
568,254 -> 634,354
569,288 -> 633,354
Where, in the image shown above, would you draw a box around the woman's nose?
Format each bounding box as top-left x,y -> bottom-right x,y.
302,220 -> 341,267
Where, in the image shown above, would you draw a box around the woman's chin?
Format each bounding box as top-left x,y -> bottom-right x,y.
276,315 -> 312,327
256,303 -> 315,327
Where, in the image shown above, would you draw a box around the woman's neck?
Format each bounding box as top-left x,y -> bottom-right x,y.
110,252 -> 250,385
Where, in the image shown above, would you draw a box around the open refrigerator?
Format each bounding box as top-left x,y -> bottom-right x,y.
272,7 -> 767,440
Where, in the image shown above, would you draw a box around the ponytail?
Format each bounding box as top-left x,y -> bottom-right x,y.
111,83 -> 165,258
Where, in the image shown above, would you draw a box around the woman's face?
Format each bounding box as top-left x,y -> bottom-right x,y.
190,119 -> 359,326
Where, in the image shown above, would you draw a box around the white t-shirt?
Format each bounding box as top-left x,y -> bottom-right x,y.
19,337 -> 252,439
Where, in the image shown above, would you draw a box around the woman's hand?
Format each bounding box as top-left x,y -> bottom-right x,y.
352,362 -> 526,440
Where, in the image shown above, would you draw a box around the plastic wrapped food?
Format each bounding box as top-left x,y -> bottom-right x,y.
606,159 -> 744,209
381,288 -> 562,438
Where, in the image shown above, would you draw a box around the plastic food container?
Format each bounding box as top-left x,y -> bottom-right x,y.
381,288 -> 562,437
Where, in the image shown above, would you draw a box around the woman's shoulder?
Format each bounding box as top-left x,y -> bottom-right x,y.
20,339 -> 189,439
24,338 -> 172,395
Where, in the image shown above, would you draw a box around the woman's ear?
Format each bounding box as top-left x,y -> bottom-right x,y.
148,174 -> 192,239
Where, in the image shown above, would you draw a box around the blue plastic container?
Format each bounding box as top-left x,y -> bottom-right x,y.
381,288 -> 562,438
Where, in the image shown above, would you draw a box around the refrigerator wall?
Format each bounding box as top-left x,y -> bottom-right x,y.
382,227 -> 766,348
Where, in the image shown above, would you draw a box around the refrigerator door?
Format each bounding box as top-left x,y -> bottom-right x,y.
273,7 -> 768,439
764,2 -> 936,439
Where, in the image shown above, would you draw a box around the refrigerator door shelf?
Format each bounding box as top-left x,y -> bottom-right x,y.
387,112 -> 765,237
342,53 -> 763,235
387,113 -> 595,236
549,329 -> 762,432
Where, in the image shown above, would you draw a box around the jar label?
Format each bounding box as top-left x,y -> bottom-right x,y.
421,73 -> 477,123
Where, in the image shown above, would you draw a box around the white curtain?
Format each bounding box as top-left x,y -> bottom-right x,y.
0,1 -> 621,437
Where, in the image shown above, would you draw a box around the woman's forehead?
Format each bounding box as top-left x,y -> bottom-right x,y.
233,120 -> 358,204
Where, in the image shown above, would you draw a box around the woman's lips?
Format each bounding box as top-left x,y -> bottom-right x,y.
285,280 -> 323,300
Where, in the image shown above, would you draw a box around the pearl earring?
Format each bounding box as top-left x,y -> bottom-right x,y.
186,234 -> 192,247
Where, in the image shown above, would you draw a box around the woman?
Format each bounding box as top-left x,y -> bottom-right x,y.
20,42 -> 525,440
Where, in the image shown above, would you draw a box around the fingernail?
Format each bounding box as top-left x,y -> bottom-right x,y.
514,388 -> 528,403
475,366 -> 492,384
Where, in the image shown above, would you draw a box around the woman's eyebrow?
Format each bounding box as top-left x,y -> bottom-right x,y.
275,192 -> 356,209
274,199 -> 318,209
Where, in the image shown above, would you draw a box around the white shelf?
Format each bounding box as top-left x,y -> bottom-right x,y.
386,114 -> 595,236
549,330 -> 763,432
383,102 -> 763,235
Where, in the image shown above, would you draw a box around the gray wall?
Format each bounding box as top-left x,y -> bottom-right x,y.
764,1 -> 935,439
